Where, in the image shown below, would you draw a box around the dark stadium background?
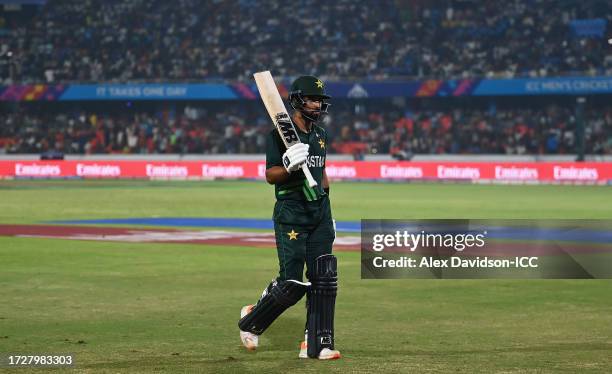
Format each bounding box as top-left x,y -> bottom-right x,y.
0,0 -> 610,164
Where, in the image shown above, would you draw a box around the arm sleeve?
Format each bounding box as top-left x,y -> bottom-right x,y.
266,131 -> 284,169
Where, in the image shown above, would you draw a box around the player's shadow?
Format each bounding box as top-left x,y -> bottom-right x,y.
264,315 -> 305,352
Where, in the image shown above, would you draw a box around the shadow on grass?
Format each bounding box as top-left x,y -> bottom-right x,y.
262,314 -> 305,352
81,318 -> 315,373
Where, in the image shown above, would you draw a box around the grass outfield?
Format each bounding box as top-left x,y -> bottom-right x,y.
1,180 -> 612,222
1,180 -> 611,373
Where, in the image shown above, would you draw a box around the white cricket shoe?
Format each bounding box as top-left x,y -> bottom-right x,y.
318,348 -> 342,360
239,305 -> 258,351
299,333 -> 341,360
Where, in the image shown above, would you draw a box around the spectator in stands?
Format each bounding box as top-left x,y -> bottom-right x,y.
1,0 -> 610,84
1,103 -> 610,156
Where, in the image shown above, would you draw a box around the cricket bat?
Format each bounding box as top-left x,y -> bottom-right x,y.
253,70 -> 317,188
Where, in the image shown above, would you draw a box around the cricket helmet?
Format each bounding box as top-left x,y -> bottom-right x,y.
289,75 -> 331,123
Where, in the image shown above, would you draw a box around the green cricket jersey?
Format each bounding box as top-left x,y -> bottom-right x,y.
266,124 -> 328,201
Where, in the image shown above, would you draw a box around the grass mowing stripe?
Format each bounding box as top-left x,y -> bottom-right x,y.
4,181 -> 611,224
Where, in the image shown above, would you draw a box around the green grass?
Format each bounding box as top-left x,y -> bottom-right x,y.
1,180 -> 611,223
1,180 -> 612,373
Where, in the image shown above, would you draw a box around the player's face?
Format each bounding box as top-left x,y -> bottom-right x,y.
300,95 -> 330,123
303,97 -> 322,110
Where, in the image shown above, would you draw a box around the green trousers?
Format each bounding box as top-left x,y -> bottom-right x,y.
273,195 -> 335,282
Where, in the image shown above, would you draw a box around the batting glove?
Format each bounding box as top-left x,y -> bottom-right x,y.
282,143 -> 309,173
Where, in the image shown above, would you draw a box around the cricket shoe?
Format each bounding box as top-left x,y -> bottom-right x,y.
298,340 -> 308,359
299,335 -> 341,360
239,305 -> 258,351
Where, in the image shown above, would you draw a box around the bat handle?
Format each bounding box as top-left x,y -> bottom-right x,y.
301,164 -> 318,188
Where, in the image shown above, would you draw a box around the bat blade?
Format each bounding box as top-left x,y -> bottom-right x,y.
254,71 -> 317,188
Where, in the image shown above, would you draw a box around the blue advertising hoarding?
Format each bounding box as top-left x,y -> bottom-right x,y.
473,77 -> 612,96
2,76 -> 611,101
59,84 -> 239,100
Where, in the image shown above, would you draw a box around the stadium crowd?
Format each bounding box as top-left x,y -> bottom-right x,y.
1,103 -> 610,156
1,0 -> 610,83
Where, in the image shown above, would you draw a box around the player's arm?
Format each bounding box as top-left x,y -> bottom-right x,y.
266,166 -> 290,184
323,169 -> 329,190
265,131 -> 309,184
266,143 -> 309,184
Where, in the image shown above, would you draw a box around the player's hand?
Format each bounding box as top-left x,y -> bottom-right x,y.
282,143 -> 309,173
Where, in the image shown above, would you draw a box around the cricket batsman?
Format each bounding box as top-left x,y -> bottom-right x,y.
238,75 -> 341,360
